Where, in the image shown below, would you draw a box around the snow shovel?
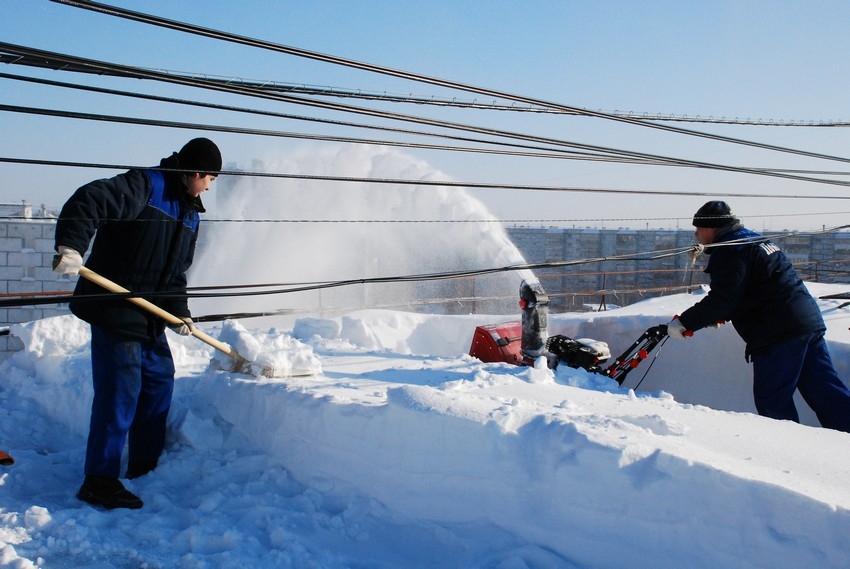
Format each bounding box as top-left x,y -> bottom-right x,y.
77,266 -> 251,373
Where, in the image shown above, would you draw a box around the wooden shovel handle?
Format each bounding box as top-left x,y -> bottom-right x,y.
78,266 -> 243,361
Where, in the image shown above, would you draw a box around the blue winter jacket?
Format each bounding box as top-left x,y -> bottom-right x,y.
678,226 -> 824,358
54,153 -> 204,341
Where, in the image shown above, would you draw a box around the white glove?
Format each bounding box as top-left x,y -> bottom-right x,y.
170,317 -> 194,336
52,246 -> 83,276
666,318 -> 691,340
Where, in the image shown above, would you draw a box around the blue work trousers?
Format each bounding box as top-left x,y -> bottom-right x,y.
751,332 -> 850,432
85,325 -> 175,477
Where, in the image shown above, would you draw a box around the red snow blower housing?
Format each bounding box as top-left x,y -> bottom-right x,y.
467,323 -> 612,374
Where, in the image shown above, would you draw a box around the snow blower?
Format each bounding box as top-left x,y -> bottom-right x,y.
469,278 -> 684,388
77,267 -> 320,378
469,279 -> 611,374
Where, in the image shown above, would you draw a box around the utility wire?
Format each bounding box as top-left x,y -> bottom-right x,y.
176,79 -> 850,127
2,42 -> 850,189
3,271 -> 705,309
7,212 -> 850,224
9,210 -> 850,225
0,245 -> 701,309
0,45 -> 766,177
5,94 -> 850,178
0,102 -> 665,165
0,72 -> 641,165
5,63 -> 848,133
6,233 -> 849,317
0,45 -> 710,172
49,0 -> 850,164
6,155 -> 850,201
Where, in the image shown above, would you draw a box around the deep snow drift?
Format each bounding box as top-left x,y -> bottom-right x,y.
2,283 -> 850,568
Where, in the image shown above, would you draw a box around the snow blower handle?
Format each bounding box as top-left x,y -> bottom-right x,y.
605,324 -> 671,386
77,266 -> 246,366
666,316 -> 694,340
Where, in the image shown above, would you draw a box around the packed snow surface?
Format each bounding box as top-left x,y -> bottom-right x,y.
2,283 -> 850,568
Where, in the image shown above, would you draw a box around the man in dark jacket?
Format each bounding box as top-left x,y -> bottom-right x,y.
668,201 -> 850,432
52,137 -> 222,509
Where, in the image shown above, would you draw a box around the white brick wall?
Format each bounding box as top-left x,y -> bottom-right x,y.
1,218 -> 73,362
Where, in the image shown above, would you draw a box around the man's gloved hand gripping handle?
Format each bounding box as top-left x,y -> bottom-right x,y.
169,317 -> 194,336
666,315 -> 693,340
52,246 -> 83,276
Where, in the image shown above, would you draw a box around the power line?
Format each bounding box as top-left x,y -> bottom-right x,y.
49,0 -> 850,164
3,224 -> 848,316
6,63 -> 847,131
6,91 -> 850,179
1,45 -> 716,173
8,212 -> 850,226
0,245 -> 700,309
6,155 -> 850,201
7,249 -> 850,319
166,80 -> 850,127
0,72 -> 632,164
0,101 -> 666,166
4,44 -> 850,189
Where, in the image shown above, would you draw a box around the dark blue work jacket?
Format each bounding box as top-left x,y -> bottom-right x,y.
54,155 -> 203,341
678,226 -> 825,358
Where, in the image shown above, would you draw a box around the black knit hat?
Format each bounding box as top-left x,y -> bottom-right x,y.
692,200 -> 739,228
177,137 -> 222,174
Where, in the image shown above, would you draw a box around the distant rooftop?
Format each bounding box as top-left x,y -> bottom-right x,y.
0,201 -> 58,219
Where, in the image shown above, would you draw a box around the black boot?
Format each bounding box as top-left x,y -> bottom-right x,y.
77,475 -> 143,510
126,459 -> 158,480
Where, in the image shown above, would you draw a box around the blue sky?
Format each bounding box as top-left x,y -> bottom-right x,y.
3,1 -> 850,230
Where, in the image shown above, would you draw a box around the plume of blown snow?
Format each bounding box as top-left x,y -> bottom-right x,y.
190,144 -> 527,317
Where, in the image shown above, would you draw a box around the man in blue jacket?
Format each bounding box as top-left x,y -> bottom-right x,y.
668,201 -> 850,432
52,137 -> 222,509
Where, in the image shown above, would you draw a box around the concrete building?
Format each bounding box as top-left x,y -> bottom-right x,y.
506,225 -> 850,312
506,226 -> 710,311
